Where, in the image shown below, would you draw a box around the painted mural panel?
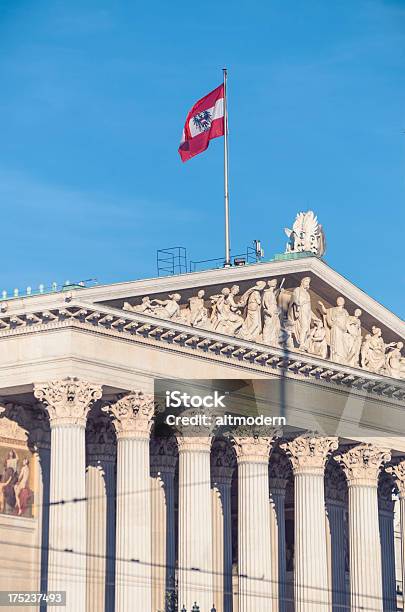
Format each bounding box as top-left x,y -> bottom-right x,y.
0,444 -> 35,518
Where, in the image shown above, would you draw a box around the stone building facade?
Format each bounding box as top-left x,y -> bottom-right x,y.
0,251 -> 404,612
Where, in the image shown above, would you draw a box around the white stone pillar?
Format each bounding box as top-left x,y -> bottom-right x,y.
177,435 -> 214,612
85,414 -> 116,612
103,391 -> 155,612
335,443 -> 391,612
34,378 -> 102,612
378,472 -> 397,612
150,437 -> 177,612
269,451 -> 290,612
211,439 -> 235,612
233,431 -> 280,612
281,433 -> 338,612
387,460 -> 405,611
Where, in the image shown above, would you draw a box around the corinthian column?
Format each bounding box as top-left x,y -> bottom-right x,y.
281,433 -> 338,612
85,413 -> 117,612
211,439 -> 235,612
102,391 -> 155,612
335,443 -> 391,612
34,378 -> 102,612
150,436 -> 177,612
268,451 -> 291,612
233,429 -> 280,612
386,460 -> 405,612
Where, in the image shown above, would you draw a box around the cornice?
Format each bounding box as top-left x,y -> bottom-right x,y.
2,257 -> 403,336
0,301 -> 404,402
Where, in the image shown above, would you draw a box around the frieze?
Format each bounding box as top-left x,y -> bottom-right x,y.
122,276 -> 405,380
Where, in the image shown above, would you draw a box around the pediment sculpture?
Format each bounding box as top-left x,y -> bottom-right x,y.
284,210 -> 326,256
122,277 -> 405,380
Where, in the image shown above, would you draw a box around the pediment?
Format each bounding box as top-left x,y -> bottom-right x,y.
86,256 -> 404,381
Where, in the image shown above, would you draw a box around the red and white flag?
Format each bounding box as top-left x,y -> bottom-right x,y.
178,84 -> 224,162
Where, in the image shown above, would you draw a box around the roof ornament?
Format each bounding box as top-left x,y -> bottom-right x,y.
284,211 -> 326,257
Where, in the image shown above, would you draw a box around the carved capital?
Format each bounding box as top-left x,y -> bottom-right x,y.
325,461 -> 347,504
176,435 -> 212,453
378,472 -> 395,513
102,391 -> 155,440
86,414 -> 117,460
34,378 -> 102,427
269,450 -> 291,490
386,460 -> 405,499
281,432 -> 339,475
150,436 -> 178,474
211,439 -> 236,483
232,427 -> 281,464
335,443 -> 391,487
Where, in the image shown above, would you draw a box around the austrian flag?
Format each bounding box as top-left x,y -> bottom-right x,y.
178,84 -> 225,162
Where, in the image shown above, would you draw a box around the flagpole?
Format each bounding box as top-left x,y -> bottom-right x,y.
223,67 -> 231,267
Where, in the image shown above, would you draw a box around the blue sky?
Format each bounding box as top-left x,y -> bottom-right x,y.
0,0 -> 404,317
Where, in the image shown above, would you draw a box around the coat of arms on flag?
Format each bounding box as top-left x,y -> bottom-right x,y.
178,84 -> 225,162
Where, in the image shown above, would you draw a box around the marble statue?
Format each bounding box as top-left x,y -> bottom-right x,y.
361,326 -> 396,374
307,319 -> 328,359
237,281 -> 266,342
210,286 -> 243,336
262,279 -> 281,346
150,293 -> 182,321
318,297 -> 349,364
385,342 -> 405,379
123,296 -> 154,315
287,277 -> 315,351
346,308 -> 362,367
284,210 -> 326,256
186,289 -> 208,328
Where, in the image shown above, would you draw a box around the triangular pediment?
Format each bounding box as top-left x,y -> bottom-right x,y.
79,255 -> 404,381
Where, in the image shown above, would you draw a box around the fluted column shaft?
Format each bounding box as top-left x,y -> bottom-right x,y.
282,434 -> 338,612
116,436 -> 151,609
34,378 -> 102,612
269,480 -> 287,612
150,438 -> 177,612
178,436 -> 213,611
103,391 -> 155,612
233,433 -> 279,612
336,443 -> 391,612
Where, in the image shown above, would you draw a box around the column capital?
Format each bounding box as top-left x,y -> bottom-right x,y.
102,391 -> 155,440
176,434 -> 212,453
150,436 -> 178,474
211,438 -> 235,484
232,427 -> 281,464
86,413 -> 117,460
269,450 -> 291,491
325,460 -> 347,505
34,377 -> 102,427
386,459 -> 405,499
335,443 -> 391,487
281,432 -> 338,475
